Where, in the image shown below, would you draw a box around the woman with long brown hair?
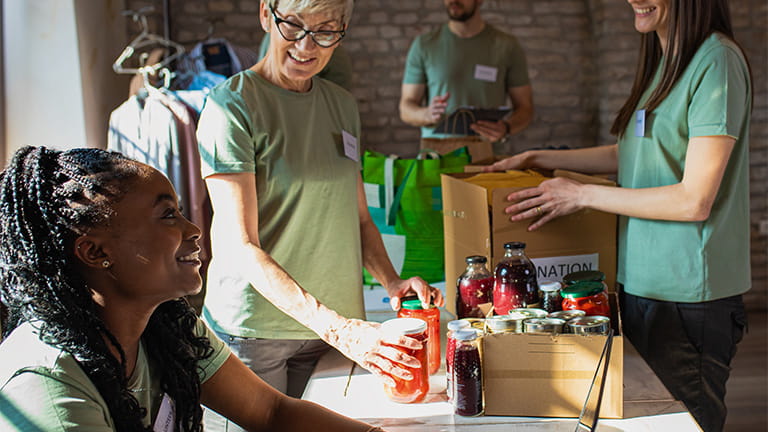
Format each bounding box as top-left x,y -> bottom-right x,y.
485,1 -> 751,430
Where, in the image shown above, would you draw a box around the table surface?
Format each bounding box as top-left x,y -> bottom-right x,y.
303,338 -> 702,431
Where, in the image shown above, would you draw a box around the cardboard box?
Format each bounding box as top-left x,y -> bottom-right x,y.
482,294 -> 624,418
441,170 -> 618,316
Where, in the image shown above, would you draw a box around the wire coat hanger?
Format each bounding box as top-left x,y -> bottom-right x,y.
113,7 -> 185,76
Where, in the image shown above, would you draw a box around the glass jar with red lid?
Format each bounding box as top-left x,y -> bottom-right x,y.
398,298 -> 440,375
380,318 -> 430,403
560,281 -> 611,317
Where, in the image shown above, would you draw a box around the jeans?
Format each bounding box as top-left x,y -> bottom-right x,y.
620,290 -> 747,432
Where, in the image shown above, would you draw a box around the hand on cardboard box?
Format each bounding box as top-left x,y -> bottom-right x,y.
386,277 -> 445,311
482,152 -> 531,172
504,176 -> 585,231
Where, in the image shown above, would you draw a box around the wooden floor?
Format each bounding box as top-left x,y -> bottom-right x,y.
724,308 -> 767,432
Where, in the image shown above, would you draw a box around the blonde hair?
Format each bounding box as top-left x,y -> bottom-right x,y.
263,0 -> 354,26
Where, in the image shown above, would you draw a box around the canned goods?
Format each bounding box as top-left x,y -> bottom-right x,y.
567,316 -> 611,335
523,318 -> 566,334
547,309 -> 587,321
460,318 -> 487,332
509,308 -> 548,319
486,315 -> 520,333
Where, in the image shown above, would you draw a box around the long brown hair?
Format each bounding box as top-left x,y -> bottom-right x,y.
611,0 -> 737,136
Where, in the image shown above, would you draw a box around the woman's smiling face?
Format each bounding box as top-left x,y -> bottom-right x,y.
628,0 -> 671,39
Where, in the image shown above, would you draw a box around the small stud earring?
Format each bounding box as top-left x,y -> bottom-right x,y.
102,260 -> 111,268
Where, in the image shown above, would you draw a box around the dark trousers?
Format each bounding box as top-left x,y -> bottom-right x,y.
620,290 -> 747,432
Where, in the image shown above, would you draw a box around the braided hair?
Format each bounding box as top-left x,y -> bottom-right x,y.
0,146 -> 212,432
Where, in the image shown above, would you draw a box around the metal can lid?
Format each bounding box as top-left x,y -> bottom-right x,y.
509,308 -> 549,318
568,316 -> 611,327
453,329 -> 479,341
563,270 -> 605,285
561,281 -> 605,299
465,255 -> 488,264
548,310 -> 586,320
486,315 -> 518,331
539,281 -> 563,292
447,319 -> 472,331
504,241 -> 526,249
381,318 -> 427,336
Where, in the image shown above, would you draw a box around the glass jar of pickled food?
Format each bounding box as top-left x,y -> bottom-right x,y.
539,280 -> 563,313
380,318 -> 430,403
561,281 -> 611,317
398,298 -> 440,375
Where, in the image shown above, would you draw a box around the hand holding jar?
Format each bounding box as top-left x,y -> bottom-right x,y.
324,318 -> 422,388
379,318 -> 430,403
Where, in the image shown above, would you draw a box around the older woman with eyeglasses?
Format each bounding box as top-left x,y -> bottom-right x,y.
197,2 -> 442,430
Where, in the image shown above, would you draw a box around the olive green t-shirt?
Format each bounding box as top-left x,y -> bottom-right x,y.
197,70 -> 365,339
617,33 -> 752,302
402,23 -> 530,138
0,319 -> 230,431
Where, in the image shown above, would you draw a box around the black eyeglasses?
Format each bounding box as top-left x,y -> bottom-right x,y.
270,7 -> 345,48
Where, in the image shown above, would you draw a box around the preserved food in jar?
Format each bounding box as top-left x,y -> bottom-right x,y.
493,242 -> 540,315
380,318 -> 430,403
456,256 -> 494,318
539,281 -> 563,313
398,298 -> 441,375
451,329 -> 483,416
446,320 -> 471,401
561,281 -> 611,317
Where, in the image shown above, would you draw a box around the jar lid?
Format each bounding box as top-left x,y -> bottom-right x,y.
381,318 -> 427,336
400,299 -> 425,310
465,255 -> 487,264
560,281 -> 605,299
504,241 -> 526,249
539,281 -> 562,292
453,329 -> 478,341
563,270 -> 605,285
447,320 -> 471,331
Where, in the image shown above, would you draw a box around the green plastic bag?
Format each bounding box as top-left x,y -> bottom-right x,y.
362,147 -> 470,284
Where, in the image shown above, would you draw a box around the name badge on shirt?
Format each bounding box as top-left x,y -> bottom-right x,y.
635,109 -> 646,137
342,130 -> 359,162
153,393 -> 175,432
474,64 -> 498,82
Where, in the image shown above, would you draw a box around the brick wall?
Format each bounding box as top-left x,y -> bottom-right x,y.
124,0 -> 767,310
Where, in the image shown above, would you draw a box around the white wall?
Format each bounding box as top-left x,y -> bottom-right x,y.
2,0 -> 128,164
3,0 -> 85,162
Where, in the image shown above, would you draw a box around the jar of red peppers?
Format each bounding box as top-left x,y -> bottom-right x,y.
398,299 -> 440,375
456,255 -> 494,319
380,318 -> 430,403
560,281 -> 611,317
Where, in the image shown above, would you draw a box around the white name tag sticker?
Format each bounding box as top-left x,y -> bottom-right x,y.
474,64 -> 498,82
153,393 -> 175,432
342,130 -> 359,162
635,109 -> 646,137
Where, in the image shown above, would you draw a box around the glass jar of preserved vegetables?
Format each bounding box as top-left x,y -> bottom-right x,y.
398,298 -> 440,375
380,318 -> 430,403
561,281 -> 610,317
456,255 -> 494,319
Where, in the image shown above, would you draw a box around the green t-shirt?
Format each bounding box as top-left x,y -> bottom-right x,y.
258,34 -> 354,91
402,23 -> 530,138
617,33 -> 752,302
197,70 -> 365,339
0,319 -> 230,431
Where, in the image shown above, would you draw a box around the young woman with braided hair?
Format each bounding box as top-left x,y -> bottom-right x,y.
0,146 -> 384,432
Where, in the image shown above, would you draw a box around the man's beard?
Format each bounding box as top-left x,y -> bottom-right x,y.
446,1 -> 477,22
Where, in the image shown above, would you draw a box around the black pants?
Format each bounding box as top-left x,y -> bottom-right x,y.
620,290 -> 747,432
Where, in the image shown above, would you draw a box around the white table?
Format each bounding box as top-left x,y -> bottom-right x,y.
303,340 -> 702,431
